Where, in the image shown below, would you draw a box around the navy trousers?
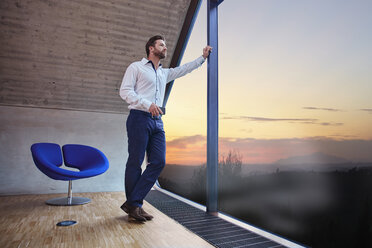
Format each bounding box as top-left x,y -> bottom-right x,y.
125,109 -> 166,207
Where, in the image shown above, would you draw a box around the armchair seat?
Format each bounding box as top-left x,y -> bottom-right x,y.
31,143 -> 109,206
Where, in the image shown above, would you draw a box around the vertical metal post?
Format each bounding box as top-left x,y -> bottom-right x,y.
207,0 -> 221,214
163,0 -> 202,107
67,180 -> 72,205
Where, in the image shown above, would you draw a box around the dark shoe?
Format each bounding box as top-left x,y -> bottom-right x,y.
120,202 -> 129,214
128,206 -> 147,222
140,207 -> 154,220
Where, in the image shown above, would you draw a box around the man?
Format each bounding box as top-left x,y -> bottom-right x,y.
119,35 -> 212,221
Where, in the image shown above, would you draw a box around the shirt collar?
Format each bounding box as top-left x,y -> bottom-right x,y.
141,58 -> 162,67
141,58 -> 149,65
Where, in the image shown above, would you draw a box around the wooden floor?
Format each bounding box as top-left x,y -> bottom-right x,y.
0,191 -> 214,248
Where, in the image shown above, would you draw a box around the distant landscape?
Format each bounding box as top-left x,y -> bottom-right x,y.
160,152 -> 372,184
159,152 -> 372,248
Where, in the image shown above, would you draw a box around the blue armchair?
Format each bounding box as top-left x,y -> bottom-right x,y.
31,143 -> 109,205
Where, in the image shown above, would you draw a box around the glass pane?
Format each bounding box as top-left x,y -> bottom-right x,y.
160,1 -> 372,247
159,1 -> 208,204
218,1 -> 372,247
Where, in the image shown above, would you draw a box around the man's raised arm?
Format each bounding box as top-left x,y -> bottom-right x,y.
166,45 -> 212,82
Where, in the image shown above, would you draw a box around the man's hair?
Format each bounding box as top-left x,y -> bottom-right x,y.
146,35 -> 165,57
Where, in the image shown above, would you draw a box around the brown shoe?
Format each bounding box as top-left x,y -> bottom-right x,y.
120,202 -> 129,214
140,207 -> 154,220
128,206 -> 147,222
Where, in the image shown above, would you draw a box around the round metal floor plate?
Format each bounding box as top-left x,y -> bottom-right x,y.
56,220 -> 77,226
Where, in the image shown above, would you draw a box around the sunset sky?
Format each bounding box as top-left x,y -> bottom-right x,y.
163,0 -> 372,165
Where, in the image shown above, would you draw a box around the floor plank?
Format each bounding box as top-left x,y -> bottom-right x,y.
0,192 -> 214,248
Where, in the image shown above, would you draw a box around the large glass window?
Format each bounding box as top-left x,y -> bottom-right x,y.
160,1 -> 372,247
158,1 -> 208,202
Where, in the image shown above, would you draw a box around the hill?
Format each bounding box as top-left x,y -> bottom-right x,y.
275,152 -> 349,165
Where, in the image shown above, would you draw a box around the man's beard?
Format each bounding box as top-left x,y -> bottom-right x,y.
153,49 -> 166,59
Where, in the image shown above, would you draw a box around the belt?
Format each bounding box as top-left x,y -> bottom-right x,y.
130,109 -> 162,119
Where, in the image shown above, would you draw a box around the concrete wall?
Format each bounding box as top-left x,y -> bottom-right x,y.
0,105 -> 128,195
0,0 -> 191,195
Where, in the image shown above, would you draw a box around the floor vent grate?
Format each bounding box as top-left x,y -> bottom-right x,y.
145,190 -> 287,248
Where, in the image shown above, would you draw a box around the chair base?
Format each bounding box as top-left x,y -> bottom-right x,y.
46,197 -> 91,206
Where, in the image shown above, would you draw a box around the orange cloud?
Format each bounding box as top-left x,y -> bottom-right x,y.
166,135 -> 206,165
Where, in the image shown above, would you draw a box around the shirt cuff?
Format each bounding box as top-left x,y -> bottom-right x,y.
199,55 -> 206,65
142,99 -> 152,111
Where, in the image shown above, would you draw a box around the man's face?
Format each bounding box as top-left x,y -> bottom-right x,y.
151,39 -> 167,59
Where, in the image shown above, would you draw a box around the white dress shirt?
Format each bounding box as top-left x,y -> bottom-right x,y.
120,56 -> 205,112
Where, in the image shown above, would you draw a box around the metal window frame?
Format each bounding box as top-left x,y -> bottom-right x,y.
163,0 -> 203,107
206,0 -> 223,214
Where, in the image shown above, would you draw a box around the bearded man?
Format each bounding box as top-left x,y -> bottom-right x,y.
119,35 -> 211,221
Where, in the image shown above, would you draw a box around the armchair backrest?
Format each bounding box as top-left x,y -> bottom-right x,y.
62,144 -> 109,171
31,143 -> 64,178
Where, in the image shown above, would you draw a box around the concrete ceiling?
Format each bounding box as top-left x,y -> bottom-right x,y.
0,0 -> 199,113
